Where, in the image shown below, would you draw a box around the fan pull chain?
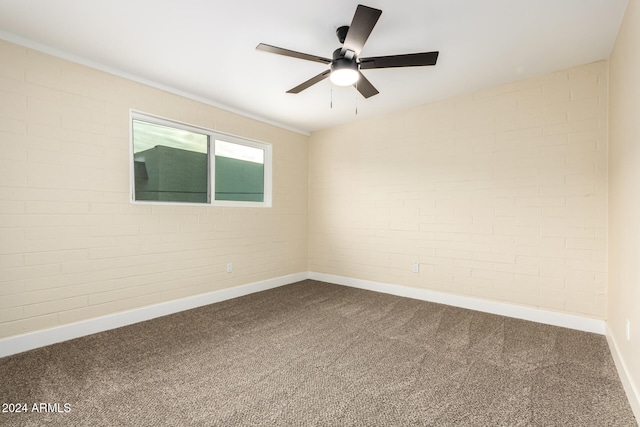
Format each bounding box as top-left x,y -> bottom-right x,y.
355,81 -> 358,115
330,83 -> 333,109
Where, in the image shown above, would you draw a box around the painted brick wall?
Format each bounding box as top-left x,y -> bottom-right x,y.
0,40 -> 308,339
309,61 -> 608,319
0,36 -> 610,339
608,0 -> 640,413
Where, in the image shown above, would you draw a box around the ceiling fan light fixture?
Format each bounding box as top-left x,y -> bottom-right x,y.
330,59 -> 359,86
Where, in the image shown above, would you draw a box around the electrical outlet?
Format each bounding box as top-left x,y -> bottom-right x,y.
626,319 -> 631,341
412,262 -> 419,273
226,263 -> 233,273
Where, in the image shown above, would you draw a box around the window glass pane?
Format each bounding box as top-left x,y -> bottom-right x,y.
132,120 -> 209,203
215,140 -> 264,164
214,139 -> 264,202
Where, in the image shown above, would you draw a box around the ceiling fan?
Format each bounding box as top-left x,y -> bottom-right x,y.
256,4 -> 439,99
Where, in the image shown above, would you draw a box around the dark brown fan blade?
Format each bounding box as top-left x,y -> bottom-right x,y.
287,70 -> 331,94
354,71 -> 379,98
359,51 -> 439,69
256,43 -> 331,64
341,5 -> 382,57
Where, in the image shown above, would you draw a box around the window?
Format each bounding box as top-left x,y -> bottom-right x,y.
131,111 -> 272,207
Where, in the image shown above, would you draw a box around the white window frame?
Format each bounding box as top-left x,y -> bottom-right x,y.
130,110 -> 272,208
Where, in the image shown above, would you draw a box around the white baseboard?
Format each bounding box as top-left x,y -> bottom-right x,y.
606,325 -> 640,422
0,271 -> 608,359
309,272 -> 606,335
0,272 -> 309,358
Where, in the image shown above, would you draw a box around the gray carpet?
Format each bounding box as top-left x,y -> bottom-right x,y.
0,280 -> 636,426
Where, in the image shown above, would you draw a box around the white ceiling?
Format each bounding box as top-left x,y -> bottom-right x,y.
0,0 -> 628,134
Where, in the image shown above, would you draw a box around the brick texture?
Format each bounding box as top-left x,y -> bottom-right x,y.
309,61 -> 608,319
0,40 -> 308,339
0,37 -> 611,339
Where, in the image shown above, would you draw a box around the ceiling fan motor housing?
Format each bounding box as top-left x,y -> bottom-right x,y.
332,47 -> 355,61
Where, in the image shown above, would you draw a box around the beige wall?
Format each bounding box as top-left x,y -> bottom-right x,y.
609,0 -> 640,410
309,61 -> 608,319
0,40 -> 308,339
0,31 -> 624,337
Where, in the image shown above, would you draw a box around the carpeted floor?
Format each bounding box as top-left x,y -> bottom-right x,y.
0,280 -> 637,426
